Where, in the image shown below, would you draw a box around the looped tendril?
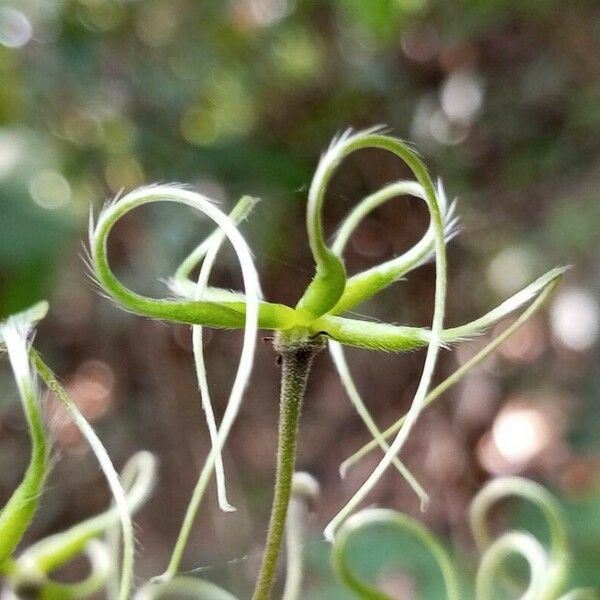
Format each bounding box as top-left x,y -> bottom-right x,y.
328,178 -> 458,506
476,531 -> 549,600
90,185 -> 294,330
471,477 -> 569,600
8,540 -> 109,600
4,452 -> 155,600
332,508 -> 460,600
321,131 -> 448,542
297,130 -> 455,322
331,478 -> 588,600
90,186 -> 262,581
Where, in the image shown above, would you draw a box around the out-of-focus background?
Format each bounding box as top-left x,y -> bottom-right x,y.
1,0 -> 599,597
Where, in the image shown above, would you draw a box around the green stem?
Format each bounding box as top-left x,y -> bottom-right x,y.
251,333 -> 324,600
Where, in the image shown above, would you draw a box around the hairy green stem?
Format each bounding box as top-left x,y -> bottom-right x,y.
252,334 -> 324,600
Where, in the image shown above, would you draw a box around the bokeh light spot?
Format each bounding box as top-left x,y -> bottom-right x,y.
29,169 -> 71,210
492,405 -> 551,464
180,107 -> 218,146
550,288 -> 599,351
105,156 -> 144,192
440,69 -> 483,124
487,246 -> 533,296
478,402 -> 554,475
0,8 -> 32,49
0,129 -> 25,178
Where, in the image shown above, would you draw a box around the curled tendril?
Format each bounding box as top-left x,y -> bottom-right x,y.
296,128 -> 447,327
320,131 -> 448,542
90,186 -> 261,581
330,478 -> 596,600
471,477 -> 569,600
9,537 -> 110,599
332,507 -> 460,600
328,178 -> 456,506
0,302 -> 50,568
476,531 -> 549,600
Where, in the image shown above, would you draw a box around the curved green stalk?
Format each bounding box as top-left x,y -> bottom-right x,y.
313,265 -> 567,351
169,266 -> 567,354
31,350 -> 135,600
294,131 -> 354,320
332,508 -> 460,600
443,266 -> 569,341
339,272 -> 563,475
313,316 -> 432,351
0,316 -> 50,568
